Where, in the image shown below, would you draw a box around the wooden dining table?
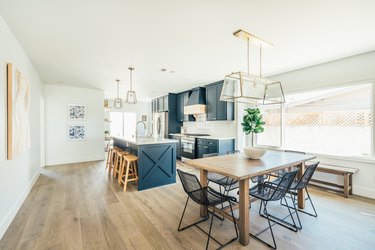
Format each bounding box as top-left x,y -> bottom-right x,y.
187,150 -> 316,246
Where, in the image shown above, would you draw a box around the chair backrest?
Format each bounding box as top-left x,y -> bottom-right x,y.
294,162 -> 320,190
203,153 -> 219,158
227,150 -> 240,154
177,169 -> 209,205
270,170 -> 299,201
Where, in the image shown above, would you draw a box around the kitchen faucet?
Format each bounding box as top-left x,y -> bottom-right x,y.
136,121 -> 147,137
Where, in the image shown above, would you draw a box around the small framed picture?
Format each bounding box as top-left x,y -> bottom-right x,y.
68,104 -> 86,120
67,125 -> 86,141
114,98 -> 123,109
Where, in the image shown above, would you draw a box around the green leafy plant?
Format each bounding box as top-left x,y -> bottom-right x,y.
241,108 -> 265,147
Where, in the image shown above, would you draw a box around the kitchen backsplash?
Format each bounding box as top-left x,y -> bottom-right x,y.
183,117 -> 236,137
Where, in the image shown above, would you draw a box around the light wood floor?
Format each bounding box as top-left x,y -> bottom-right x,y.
1,160 -> 375,250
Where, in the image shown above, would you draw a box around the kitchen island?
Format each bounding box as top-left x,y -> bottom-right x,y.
113,136 -> 178,191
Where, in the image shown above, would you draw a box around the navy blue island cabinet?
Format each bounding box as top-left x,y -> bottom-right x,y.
113,137 -> 177,191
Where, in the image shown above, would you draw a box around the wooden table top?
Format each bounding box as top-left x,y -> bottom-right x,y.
187,150 -> 316,180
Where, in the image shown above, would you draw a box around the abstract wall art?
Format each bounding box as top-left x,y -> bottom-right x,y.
68,104 -> 86,120
68,125 -> 86,141
7,63 -> 31,160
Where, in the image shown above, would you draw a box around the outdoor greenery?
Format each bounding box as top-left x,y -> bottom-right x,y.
241,108 -> 265,146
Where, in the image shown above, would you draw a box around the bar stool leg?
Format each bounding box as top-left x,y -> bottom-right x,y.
118,157 -> 127,185
123,161 -> 131,192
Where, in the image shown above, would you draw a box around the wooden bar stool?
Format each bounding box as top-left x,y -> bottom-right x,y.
113,150 -> 130,178
118,155 -> 139,192
105,146 -> 121,175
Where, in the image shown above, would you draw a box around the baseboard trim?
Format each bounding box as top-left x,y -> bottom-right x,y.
352,185 -> 375,199
0,168 -> 41,240
44,155 -> 105,166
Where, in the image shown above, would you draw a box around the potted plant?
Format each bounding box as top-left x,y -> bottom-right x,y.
241,108 -> 267,159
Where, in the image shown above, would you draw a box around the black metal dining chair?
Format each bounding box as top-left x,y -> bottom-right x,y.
177,169 -> 238,250
269,161 -> 319,231
281,161 -> 320,224
249,170 -> 299,249
270,150 -> 306,178
205,153 -> 239,195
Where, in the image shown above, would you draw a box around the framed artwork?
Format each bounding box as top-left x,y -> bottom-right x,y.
7,63 -> 31,160
68,125 -> 86,141
68,104 -> 86,120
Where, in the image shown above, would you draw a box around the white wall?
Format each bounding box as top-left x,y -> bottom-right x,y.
44,85 -> 105,166
268,51 -> 375,199
0,15 -> 44,239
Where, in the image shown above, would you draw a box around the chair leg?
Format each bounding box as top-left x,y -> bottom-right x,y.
260,198 -> 299,232
305,188 -> 318,217
283,196 -> 299,231
250,200 -> 277,249
281,188 -> 318,218
178,197 -> 209,231
290,194 -> 302,229
205,210 -> 215,250
118,157 -> 126,185
123,161 -> 131,192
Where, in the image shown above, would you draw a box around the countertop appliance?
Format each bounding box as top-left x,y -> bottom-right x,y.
181,133 -> 210,162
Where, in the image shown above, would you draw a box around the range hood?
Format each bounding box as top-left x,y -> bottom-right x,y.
184,87 -> 206,115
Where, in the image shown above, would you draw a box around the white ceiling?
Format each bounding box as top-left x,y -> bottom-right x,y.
1,0 -> 375,100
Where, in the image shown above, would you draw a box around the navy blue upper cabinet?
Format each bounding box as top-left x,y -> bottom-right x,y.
205,81 -> 234,121
155,95 -> 169,112
176,91 -> 194,122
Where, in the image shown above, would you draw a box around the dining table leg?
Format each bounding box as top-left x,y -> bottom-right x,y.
238,179 -> 249,245
199,169 -> 208,217
297,162 -> 306,209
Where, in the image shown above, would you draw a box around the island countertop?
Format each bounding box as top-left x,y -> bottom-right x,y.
113,136 -> 178,146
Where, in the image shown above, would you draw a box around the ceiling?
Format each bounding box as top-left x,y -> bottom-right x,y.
1,0 -> 375,100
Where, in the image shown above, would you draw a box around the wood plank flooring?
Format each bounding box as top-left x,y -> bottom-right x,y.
1,160 -> 375,250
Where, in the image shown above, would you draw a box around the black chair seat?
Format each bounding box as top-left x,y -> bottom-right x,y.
250,182 -> 289,202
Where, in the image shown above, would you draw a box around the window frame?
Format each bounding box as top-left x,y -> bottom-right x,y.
255,82 -> 375,160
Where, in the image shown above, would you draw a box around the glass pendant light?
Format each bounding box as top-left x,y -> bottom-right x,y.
220,30 -> 285,105
114,79 -> 123,109
125,67 -> 137,104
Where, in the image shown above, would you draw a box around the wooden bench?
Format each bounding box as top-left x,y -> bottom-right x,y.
308,163 -> 359,198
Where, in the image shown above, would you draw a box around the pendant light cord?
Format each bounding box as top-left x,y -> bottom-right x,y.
259,45 -> 262,77
247,38 -> 250,74
116,79 -> 120,98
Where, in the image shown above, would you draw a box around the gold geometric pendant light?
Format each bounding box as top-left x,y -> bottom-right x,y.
220,30 -> 285,105
125,67 -> 137,104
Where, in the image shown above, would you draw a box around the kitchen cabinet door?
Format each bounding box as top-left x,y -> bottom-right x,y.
206,85 -> 217,121
216,84 -> 228,120
163,95 -> 169,111
197,145 -> 208,158
208,145 -> 218,155
176,93 -> 184,122
157,97 -> 163,112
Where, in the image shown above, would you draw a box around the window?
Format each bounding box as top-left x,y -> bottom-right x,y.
257,104 -> 282,147
110,112 -> 136,138
256,83 -> 373,157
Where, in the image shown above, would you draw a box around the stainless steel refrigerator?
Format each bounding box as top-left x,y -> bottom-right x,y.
153,112 -> 169,138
